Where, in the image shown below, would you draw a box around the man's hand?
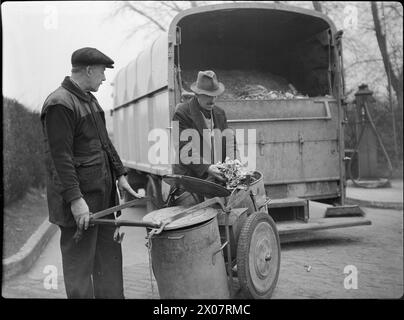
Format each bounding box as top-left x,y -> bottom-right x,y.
70,197 -> 90,231
117,175 -> 144,199
207,165 -> 226,183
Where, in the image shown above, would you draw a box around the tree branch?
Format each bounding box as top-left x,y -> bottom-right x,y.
370,2 -> 400,97
346,58 -> 383,69
173,1 -> 185,11
123,1 -> 167,32
385,3 -> 403,18
161,1 -> 182,13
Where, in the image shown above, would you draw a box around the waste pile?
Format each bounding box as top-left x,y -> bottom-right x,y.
215,158 -> 255,189
181,69 -> 308,100
237,84 -> 308,100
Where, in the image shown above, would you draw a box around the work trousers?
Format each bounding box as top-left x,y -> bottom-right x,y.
59,213 -> 124,299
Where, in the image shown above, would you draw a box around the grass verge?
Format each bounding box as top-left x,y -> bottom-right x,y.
3,188 -> 48,259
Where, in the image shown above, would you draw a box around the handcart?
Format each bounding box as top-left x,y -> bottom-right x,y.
74,171 -> 280,299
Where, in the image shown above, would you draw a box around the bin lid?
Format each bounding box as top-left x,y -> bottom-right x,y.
142,206 -> 219,230
163,174 -> 231,197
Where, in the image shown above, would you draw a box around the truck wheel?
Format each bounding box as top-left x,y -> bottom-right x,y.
236,211 -> 280,299
146,175 -> 164,213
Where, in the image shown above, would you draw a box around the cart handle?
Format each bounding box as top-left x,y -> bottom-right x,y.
90,218 -> 161,229
212,241 -> 228,265
73,197 -> 148,242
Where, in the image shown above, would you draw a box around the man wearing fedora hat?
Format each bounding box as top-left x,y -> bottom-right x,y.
41,47 -> 141,298
172,70 -> 237,205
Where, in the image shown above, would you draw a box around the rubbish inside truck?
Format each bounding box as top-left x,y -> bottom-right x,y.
176,7 -> 336,101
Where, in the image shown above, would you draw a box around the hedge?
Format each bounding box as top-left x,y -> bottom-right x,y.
3,97 -> 45,205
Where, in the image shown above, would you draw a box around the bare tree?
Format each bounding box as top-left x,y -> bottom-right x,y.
110,1 -> 210,37
371,1 -> 403,110
121,2 -> 167,32
111,1 -> 277,37
370,2 -> 403,161
314,2 -> 402,105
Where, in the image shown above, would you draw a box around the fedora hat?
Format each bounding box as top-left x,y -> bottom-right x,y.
190,70 -> 225,96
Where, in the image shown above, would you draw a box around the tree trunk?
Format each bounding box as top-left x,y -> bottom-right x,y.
398,72 -> 403,110
370,2 -> 402,109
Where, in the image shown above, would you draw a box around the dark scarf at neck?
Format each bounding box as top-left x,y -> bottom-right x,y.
195,98 -> 213,119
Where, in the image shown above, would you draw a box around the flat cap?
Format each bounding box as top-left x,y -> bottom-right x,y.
71,47 -> 114,68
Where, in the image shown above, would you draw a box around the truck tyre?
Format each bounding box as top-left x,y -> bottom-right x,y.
236,211 -> 280,299
146,175 -> 164,213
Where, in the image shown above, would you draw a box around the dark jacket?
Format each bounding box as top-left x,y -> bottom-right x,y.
41,76 -> 126,227
172,97 -> 236,179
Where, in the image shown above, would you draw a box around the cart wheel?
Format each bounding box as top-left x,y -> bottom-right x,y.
146,175 -> 163,213
236,211 -> 280,299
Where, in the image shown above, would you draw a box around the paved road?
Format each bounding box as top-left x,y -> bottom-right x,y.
2,202 -> 403,299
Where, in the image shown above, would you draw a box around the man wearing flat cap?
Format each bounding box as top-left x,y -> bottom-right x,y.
41,47 -> 141,298
172,70 -> 238,205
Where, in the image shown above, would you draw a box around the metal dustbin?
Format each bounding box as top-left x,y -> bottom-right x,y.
143,206 -> 230,299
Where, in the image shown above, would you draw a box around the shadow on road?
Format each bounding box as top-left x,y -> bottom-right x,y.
280,233 -> 364,250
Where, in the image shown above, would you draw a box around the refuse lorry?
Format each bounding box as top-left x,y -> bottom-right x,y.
111,2 -> 371,235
